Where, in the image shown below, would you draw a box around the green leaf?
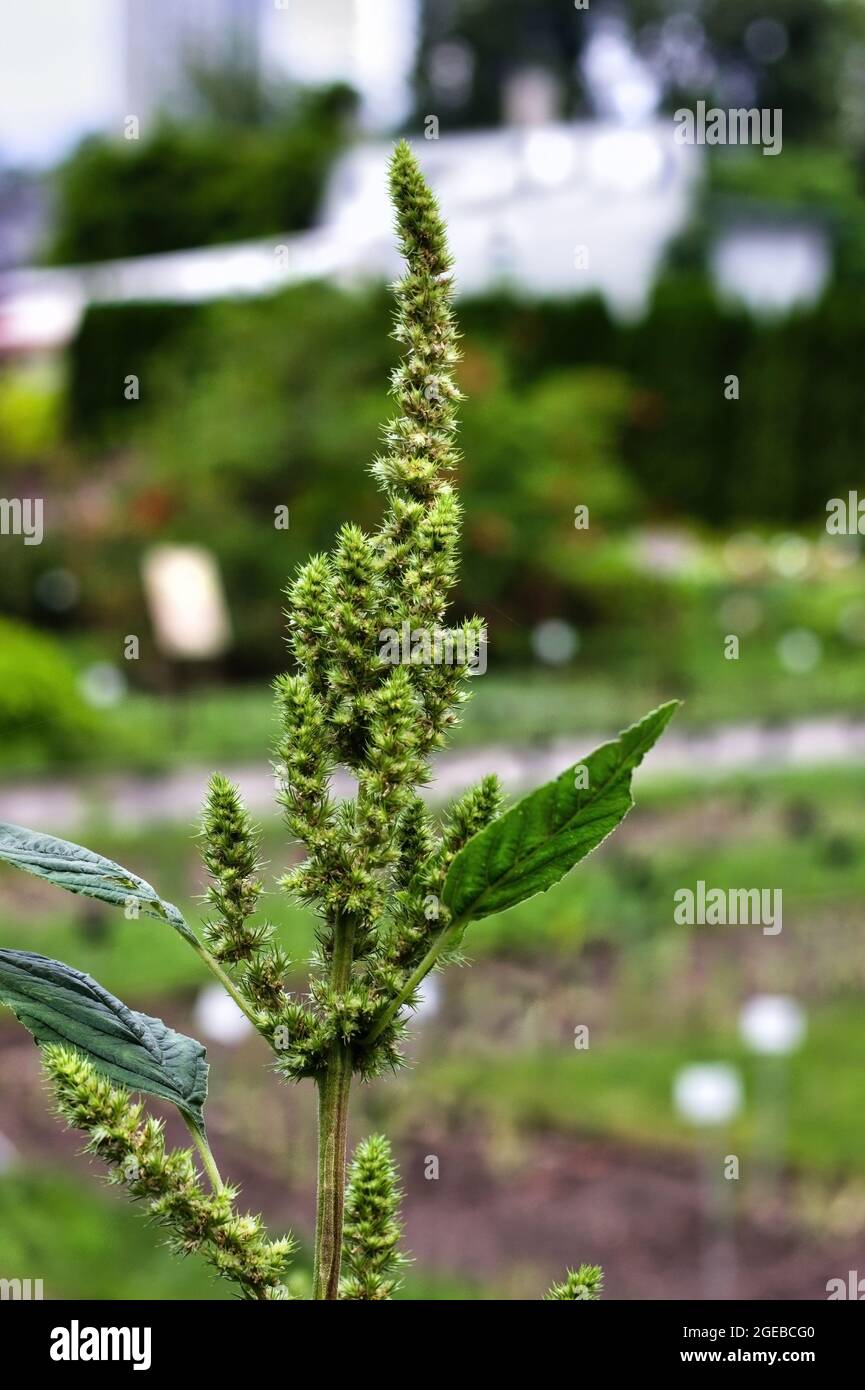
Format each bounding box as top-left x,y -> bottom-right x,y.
0,949 -> 208,1130
443,701 -> 678,924
0,822 -> 197,945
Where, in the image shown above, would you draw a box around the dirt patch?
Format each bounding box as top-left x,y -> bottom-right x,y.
1,1031 -> 858,1301
396,1129 -> 861,1299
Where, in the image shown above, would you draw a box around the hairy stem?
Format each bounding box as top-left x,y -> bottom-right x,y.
362,915 -> 465,1048
183,1115 -> 225,1194
312,911 -> 356,1300
189,939 -> 267,1036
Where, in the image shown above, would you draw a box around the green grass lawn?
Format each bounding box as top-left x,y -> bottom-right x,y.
0,1171 -> 234,1300
1,763 -> 865,1195
3,760 -> 865,991
408,1000 -> 865,1177
5,642 -> 865,778
0,1169 -> 483,1301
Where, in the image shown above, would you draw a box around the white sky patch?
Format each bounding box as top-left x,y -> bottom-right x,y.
264,0 -> 417,129
0,0 -> 121,167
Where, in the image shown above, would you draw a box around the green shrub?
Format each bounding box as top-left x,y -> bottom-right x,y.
70,275 -> 865,528
67,301 -> 206,444
0,363 -> 62,460
47,85 -> 354,266
0,618 -> 96,764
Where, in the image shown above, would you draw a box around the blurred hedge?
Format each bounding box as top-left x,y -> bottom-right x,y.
459,281 -> 865,525
0,618 -> 97,765
69,274 -> 865,528
61,282 -> 637,674
46,84 -> 355,266
68,302 -> 205,446
36,271 -> 863,677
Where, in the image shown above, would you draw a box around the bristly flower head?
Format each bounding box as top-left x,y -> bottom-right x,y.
544,1264 -> 604,1301
45,1043 -> 293,1300
340,1134 -> 409,1300
273,140 -> 491,1081
200,773 -> 289,1016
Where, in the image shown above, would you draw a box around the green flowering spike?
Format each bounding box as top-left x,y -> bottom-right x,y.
544,1264 -> 604,1301
200,774 -> 270,963
355,666 -> 427,845
410,488 -> 463,626
374,143 -> 467,715
442,774 -> 505,865
240,943 -> 293,1014
285,553 -> 335,695
277,146 -> 479,1103
274,673 -> 337,852
394,797 -> 439,892
328,524 -> 386,718
45,1044 -> 293,1300
339,1134 -> 409,1301
270,1000 -> 332,1081
375,776 -> 503,979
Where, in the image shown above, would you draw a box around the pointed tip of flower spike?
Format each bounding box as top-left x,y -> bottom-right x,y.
339,1132 -> 409,1300
388,138 -> 452,276
388,138 -> 420,198
543,1264 -> 604,1301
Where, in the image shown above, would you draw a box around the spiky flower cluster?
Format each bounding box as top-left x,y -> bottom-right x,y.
45,1044 -> 293,1300
195,142 -> 502,1085
544,1265 -> 604,1301
201,773 -> 290,1015
184,141 -> 602,1301
339,1134 -> 408,1300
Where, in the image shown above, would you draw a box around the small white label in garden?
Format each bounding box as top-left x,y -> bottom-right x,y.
738,995 -> 806,1055
142,544 -> 231,660
673,1063 -> 743,1126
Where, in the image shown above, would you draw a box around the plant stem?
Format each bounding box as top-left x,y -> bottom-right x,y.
362,915 -> 465,1048
190,939 -> 268,1037
183,1116 -> 225,1193
312,911 -> 356,1300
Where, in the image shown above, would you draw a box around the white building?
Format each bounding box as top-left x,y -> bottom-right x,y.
324,122 -> 700,316
263,0 -> 417,130
0,120 -> 702,352
122,0 -> 417,132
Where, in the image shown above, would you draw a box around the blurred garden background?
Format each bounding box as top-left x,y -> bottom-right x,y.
1,0 -> 865,1299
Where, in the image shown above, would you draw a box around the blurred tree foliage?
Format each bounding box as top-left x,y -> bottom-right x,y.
628,0 -> 859,146
0,617 -> 96,762
0,265 -> 852,681
414,0 -> 863,148
59,284 -> 635,674
460,280 -> 865,525
45,78 -> 357,264
414,0 -> 587,126
69,276 -> 865,530
52,272 -> 865,676
68,303 -> 200,446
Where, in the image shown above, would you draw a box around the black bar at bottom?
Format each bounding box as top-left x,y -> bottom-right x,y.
2,1297 -> 859,1374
